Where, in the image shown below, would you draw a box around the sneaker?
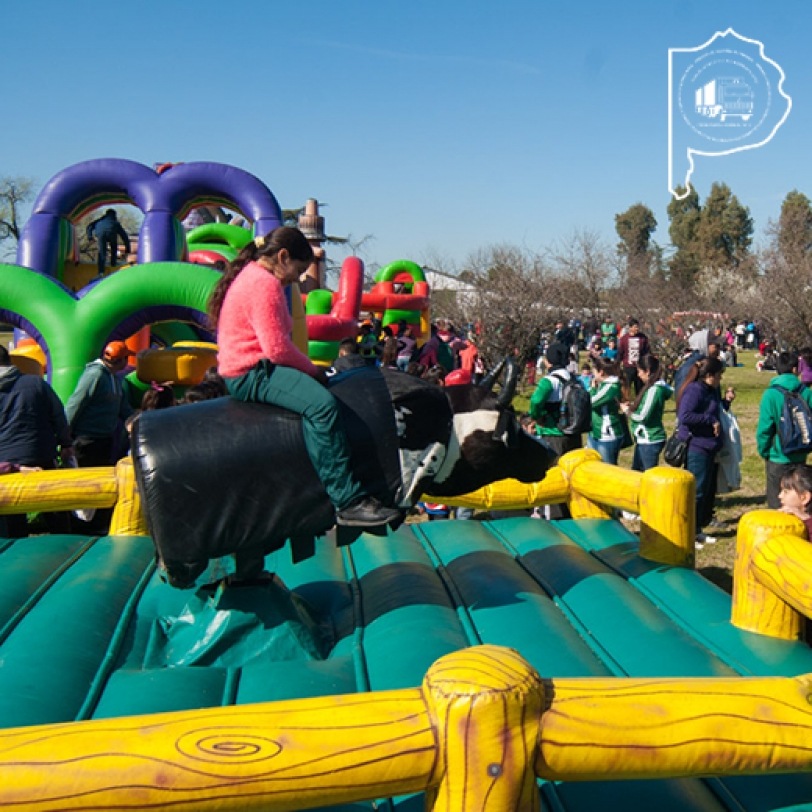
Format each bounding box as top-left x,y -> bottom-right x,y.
621,511 -> 639,521
695,533 -> 717,548
336,497 -> 402,527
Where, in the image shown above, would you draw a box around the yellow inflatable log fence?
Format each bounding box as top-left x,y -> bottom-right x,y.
732,509 -> 812,641
2,645 -> 812,812
0,457 -> 148,537
431,448 -> 696,567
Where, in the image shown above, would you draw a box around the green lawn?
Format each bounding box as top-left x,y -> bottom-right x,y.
516,350 -> 773,586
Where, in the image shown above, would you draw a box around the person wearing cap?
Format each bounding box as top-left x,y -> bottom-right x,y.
0,345 -> 74,536
529,342 -> 582,519
65,341 -> 134,471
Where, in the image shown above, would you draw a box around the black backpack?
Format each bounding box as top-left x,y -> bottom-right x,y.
774,385 -> 812,456
552,372 -> 592,435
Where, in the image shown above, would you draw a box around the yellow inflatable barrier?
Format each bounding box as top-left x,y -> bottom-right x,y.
2,645 -> 812,811
435,448 -> 696,566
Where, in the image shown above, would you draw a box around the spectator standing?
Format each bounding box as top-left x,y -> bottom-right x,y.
735,321 -> 747,349
617,318 -> 650,395
0,346 -> 74,536
379,337 -> 400,370
396,326 -> 416,371
601,317 -> 617,344
587,357 -> 626,465
756,351 -> 812,509
602,338 -> 618,361
798,348 -> 812,387
622,355 -> 672,472
529,343 -> 582,519
554,321 -> 577,356
86,209 -> 131,277
458,339 -> 479,379
65,341 -> 134,469
65,341 -> 134,533
357,321 -> 379,366
677,357 -> 726,545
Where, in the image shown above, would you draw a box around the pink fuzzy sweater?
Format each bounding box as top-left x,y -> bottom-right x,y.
216,262 -> 318,378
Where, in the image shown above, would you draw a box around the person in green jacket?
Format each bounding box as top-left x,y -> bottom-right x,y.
588,357 -> 626,465
529,342 -> 581,519
756,351 -> 812,508
622,354 -> 672,472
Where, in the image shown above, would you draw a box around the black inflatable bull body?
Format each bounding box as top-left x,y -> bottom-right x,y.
132,364 -> 556,588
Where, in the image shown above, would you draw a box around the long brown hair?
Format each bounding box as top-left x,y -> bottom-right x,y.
208,226 -> 314,328
631,354 -> 661,411
381,337 -> 399,367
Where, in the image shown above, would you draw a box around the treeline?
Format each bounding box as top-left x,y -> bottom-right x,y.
433,185 -> 812,367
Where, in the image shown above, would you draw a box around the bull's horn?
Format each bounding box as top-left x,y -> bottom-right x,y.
479,357 -> 507,392
496,357 -> 519,408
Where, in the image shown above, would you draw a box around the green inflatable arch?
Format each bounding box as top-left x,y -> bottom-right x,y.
0,262 -> 220,402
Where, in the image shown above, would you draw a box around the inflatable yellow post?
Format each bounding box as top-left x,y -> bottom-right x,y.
422,647 -> 544,811
557,449 -> 612,519
732,509 -> 812,640
638,466 -> 695,566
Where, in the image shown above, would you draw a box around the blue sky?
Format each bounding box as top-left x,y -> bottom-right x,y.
3,0 -> 809,271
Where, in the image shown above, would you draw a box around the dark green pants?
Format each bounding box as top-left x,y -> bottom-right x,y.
226,362 -> 365,511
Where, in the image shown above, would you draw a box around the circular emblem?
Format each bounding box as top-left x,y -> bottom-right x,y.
678,48 -> 771,144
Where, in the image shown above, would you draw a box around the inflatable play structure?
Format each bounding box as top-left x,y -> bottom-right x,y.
3,158 -> 408,398
2,448 -> 812,810
0,159 -> 434,390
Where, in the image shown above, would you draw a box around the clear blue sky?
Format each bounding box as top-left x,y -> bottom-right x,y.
3,0 -> 809,271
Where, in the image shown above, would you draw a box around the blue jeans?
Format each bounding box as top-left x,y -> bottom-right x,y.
632,440 -> 665,472
686,451 -> 717,531
587,436 -> 623,466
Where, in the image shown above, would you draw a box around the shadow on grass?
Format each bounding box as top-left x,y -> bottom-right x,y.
698,565 -> 733,594
718,493 -> 766,510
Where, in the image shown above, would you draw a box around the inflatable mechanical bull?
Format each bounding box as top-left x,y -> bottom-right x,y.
132,361 -> 556,588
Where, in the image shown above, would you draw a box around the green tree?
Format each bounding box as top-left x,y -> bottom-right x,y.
777,189 -> 812,260
0,176 -> 35,256
666,184 -> 702,284
615,203 -> 657,280
693,182 -> 753,270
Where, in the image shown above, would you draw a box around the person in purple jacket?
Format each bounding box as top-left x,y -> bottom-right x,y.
677,357 -> 726,546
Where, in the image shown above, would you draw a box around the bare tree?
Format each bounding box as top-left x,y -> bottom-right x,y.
758,220 -> 812,347
0,176 -> 35,257
436,244 -> 553,368
548,228 -> 615,314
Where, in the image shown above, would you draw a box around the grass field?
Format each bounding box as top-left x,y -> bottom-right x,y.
516,350 -> 774,590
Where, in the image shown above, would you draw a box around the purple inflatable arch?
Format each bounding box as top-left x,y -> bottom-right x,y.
17,159 -> 283,276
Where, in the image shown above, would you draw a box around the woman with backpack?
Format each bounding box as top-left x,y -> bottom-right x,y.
528,342 -> 583,519
588,357 -> 626,465
622,355 -> 672,472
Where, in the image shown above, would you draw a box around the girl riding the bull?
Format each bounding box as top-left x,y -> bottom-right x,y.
208,226 -> 400,527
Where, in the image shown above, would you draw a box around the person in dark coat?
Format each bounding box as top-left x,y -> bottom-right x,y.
86,209 -> 131,276
677,357 -> 726,546
0,346 -> 74,536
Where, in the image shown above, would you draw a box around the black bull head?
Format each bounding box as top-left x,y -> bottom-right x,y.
132,362 -> 556,588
